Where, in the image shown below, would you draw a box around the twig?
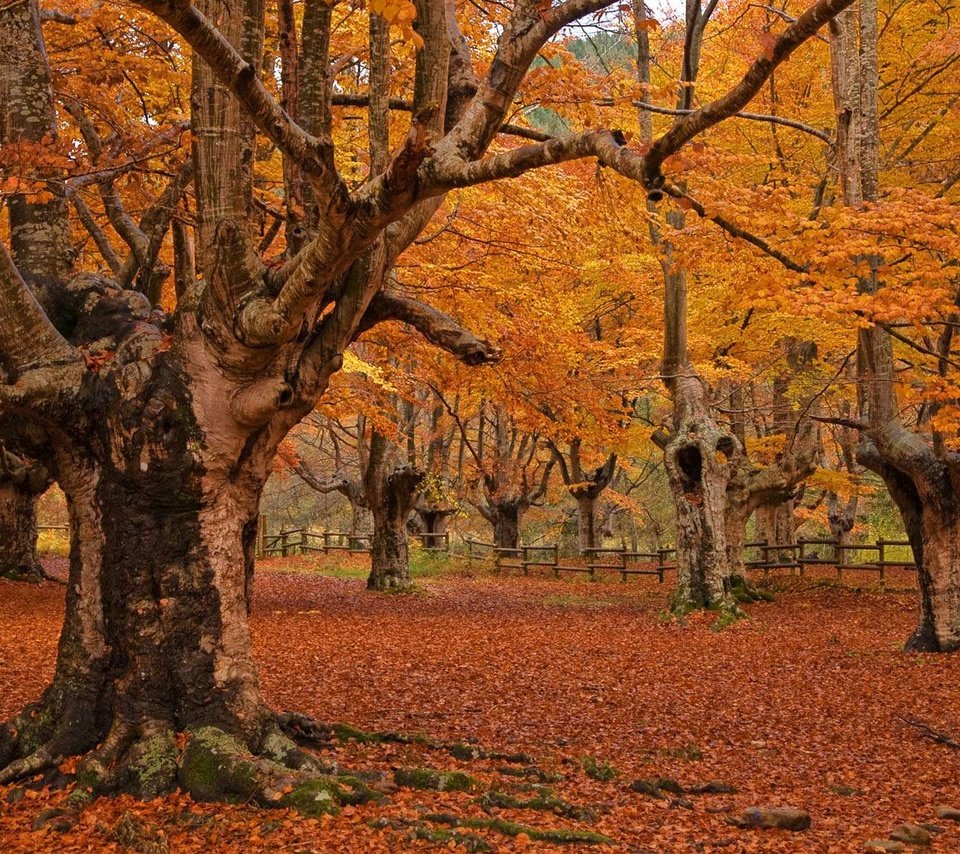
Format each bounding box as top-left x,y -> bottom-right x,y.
897,715 -> 960,750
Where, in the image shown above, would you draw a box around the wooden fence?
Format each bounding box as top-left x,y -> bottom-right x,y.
462,536 -> 916,586
257,525 -> 450,558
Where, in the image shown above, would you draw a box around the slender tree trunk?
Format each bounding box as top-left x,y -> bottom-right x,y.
754,499 -> 796,556
724,502 -> 750,589
576,494 -> 598,552
827,493 -> 857,557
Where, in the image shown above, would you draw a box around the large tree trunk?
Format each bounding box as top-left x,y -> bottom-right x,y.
491,502 -> 521,551
368,466 -> 424,591
660,376 -> 739,611
365,429 -> 423,591
349,499 -> 373,538
0,479 -> 44,580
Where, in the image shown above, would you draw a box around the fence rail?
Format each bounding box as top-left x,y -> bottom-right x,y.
257,526 -> 450,558
462,536 -> 915,586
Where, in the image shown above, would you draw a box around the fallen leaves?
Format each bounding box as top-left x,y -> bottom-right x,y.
1,561 -> 960,852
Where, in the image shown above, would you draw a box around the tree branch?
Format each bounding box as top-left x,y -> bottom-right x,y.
137,0 -> 347,199
632,99 -> 832,143
641,0 -> 853,194
358,289 -> 502,366
0,242 -> 82,384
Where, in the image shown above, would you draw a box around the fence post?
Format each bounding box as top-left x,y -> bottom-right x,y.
467,538 -> 474,564
552,544 -> 559,578
797,538 -> 806,577
657,548 -> 668,584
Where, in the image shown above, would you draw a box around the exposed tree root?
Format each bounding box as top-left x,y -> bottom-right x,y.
423,812 -> 615,845
0,562 -> 63,584
0,679 -> 105,785
478,788 -> 596,821
277,711 -> 533,764
1,708 -> 389,817
728,575 -> 774,604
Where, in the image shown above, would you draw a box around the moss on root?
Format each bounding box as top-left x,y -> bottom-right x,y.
409,826 -> 493,852
581,756 -> 618,782
426,813 -> 614,845
394,767 -> 478,792
277,778 -> 344,817
477,788 -> 595,821
127,729 -> 178,799
178,727 -> 257,803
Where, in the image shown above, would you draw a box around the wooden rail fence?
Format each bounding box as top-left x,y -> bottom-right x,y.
462,536 -> 916,586
257,526 -> 450,558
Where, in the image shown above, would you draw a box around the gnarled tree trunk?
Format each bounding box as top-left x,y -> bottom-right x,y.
491,501 -> 521,551
659,375 -> 739,610
0,459 -> 48,580
364,431 -> 424,591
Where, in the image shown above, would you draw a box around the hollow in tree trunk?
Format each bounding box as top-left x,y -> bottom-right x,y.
658,374 -> 740,612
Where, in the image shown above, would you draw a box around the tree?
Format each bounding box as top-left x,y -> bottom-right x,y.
0,445 -> 50,581
0,0 -> 857,806
550,440 -> 617,551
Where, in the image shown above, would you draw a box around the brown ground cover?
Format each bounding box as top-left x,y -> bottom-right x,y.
1,558 -> 958,852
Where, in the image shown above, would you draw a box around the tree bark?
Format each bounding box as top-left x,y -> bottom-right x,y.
367,466 -> 424,592
662,397 -> 737,610
576,493 -> 599,552
0,479 -> 44,580
364,431 -> 423,591
492,502 -> 521,551
755,499 -> 797,556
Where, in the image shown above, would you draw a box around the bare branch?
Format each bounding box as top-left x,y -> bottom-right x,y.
897,715 -> 960,751
632,99 -> 832,143
358,289 -> 502,366
330,93 -> 552,142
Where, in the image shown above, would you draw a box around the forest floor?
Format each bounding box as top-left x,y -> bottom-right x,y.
1,555 -> 959,853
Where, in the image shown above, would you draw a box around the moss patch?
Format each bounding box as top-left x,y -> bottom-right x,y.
128,729 -> 177,799
582,756 -> 618,782
277,778 -> 342,817
478,788 -> 595,821
426,813 -> 614,845
394,767 -> 478,792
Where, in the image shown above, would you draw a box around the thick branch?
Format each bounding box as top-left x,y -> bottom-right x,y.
359,290 -> 502,366
0,242 -> 81,379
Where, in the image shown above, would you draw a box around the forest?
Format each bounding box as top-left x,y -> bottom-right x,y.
1,0 -> 959,850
